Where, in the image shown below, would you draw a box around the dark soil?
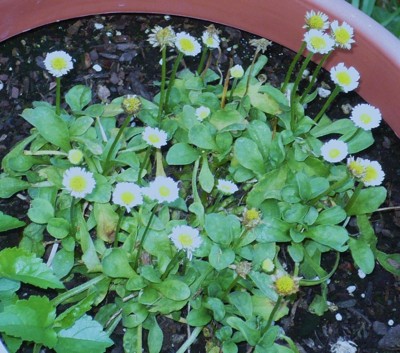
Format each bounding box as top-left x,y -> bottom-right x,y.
0,14 -> 399,353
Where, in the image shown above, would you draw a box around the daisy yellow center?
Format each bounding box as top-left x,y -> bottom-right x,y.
69,175 -> 87,192
360,113 -> 372,124
336,71 -> 351,86
51,57 -> 68,70
334,28 -> 351,44
245,209 -> 260,221
348,161 -> 364,176
363,166 -> 378,182
149,134 -> 161,144
178,233 -> 194,247
310,36 -> 326,50
157,28 -> 173,42
159,186 -> 171,197
275,275 -> 296,296
308,16 -> 325,29
328,148 -> 341,159
220,185 -> 232,193
198,111 -> 209,119
121,191 -> 135,205
179,38 -> 195,52
205,37 -> 214,46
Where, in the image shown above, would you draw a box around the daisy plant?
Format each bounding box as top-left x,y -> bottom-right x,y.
0,11 -> 396,353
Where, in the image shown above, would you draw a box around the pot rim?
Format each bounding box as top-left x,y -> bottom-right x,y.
1,0 -> 399,136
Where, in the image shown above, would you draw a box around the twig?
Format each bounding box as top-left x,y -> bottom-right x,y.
376,205 -> 400,212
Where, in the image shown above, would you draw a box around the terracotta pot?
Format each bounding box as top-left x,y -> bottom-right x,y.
1,0 -> 399,136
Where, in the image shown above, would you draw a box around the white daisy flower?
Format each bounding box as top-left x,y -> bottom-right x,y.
304,10 -> 330,30
147,25 -> 176,50
175,32 -> 201,56
195,106 -> 211,121
347,157 -> 366,178
320,139 -> 348,163
202,31 -> 220,49
361,160 -> 385,186
145,176 -> 179,203
350,103 -> 382,130
304,29 -> 335,54
44,51 -> 73,77
230,64 -> 244,79
112,182 -> 143,212
217,179 -> 238,195
330,63 -> 360,93
331,21 -> 355,50
62,167 -> 96,198
142,126 -> 168,148
168,225 -> 202,260
67,149 -> 84,165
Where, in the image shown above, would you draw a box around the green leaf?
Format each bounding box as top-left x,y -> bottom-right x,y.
21,107 -> 71,151
315,206 -> 347,225
0,248 -> 64,289
123,302 -> 149,328
0,296 -> 57,347
27,198 -> 55,224
93,203 -> 118,243
247,119 -> 272,160
0,177 -> 30,198
209,109 -> 246,131
346,187 -> 387,215
47,218 -> 70,239
70,117 -> 94,136
155,279 -> 191,301
187,308 -> 212,326
348,237 -> 375,274
234,137 -> 265,177
55,315 -> 113,353
346,129 -> 374,153
311,118 -> 356,137
205,297 -> 226,321
65,85 -> 92,112
228,291 -> 253,320
209,244 -> 235,270
166,143 -> 200,165
304,225 -> 349,252
189,124 -> 217,150
309,294 -> 329,316
102,248 -> 136,278
205,213 -> 240,246
146,316 -> 163,353
199,156 -> 214,193
226,316 -> 260,346
85,174 -> 112,203
0,212 -> 25,232
376,251 -> 400,276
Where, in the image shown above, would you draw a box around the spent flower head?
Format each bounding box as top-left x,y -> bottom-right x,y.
331,21 -> 355,50
112,182 -> 143,212
304,29 -> 335,54
361,160 -> 385,186
217,179 -> 238,195
142,126 -> 168,148
230,64 -> 244,79
175,32 -> 201,56
304,10 -> 330,30
122,95 -> 142,115
243,208 -> 261,228
350,103 -> 382,130
195,106 -> 211,121
62,167 -> 96,198
249,38 -> 272,53
168,225 -> 202,260
320,139 -> 348,163
44,51 -> 73,77
202,25 -> 221,49
148,25 -> 176,50
145,176 -> 179,203
273,272 -> 301,296
330,63 -> 360,92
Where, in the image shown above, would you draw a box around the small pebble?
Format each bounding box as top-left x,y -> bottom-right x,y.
164,15 -> 171,20
388,320 -> 394,326
318,87 -> 331,98
360,293 -> 366,298
358,269 -> 366,279
346,285 -> 356,295
0,80 -> 3,91
92,64 -> 102,72
94,23 -> 104,30
335,313 -> 343,321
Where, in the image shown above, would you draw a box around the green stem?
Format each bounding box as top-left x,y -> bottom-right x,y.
161,251 -> 184,280
165,51 -> 184,110
223,274 -> 240,297
24,150 -> 67,156
157,46 -> 168,122
290,52 -> 313,129
133,208 -> 156,270
313,85 -> 341,123
137,324 -> 143,353
345,181 -> 364,213
103,115 -> 131,174
137,147 -> 152,184
197,46 -> 209,75
192,157 -> 201,203
299,51 -> 332,104
280,335 -> 301,353
113,208 -> 126,247
33,344 -> 41,353
56,77 -> 61,115
51,274 -> 106,306
228,78 -> 238,101
281,42 -> 307,93
176,326 -> 203,353
244,49 -> 260,97
262,296 -> 283,335
233,227 -> 250,249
